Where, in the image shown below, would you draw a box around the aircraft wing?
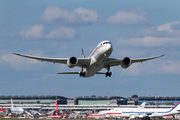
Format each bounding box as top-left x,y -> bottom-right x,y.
131,54 -> 165,63
13,53 -> 91,67
57,72 -> 106,74
105,55 -> 164,67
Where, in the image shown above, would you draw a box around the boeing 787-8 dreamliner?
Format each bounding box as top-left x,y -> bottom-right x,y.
13,40 -> 164,78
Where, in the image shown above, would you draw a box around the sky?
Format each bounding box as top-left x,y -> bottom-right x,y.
1,0 -> 180,98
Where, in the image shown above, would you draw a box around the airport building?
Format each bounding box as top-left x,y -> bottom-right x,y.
0,95 -> 178,111
0,95 -> 67,104
139,96 -> 180,105
74,96 -> 127,105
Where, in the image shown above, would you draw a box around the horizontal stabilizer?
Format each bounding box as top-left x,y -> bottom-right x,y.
57,72 -> 106,74
96,72 -> 106,74
57,72 -> 80,74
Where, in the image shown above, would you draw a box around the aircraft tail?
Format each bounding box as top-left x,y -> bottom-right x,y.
81,48 -> 85,58
0,106 -> 3,112
170,102 -> 180,112
138,102 -> 146,108
11,99 -> 13,108
56,99 -> 58,110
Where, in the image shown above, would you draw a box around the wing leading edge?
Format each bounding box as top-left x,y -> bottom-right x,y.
105,54 -> 165,67
13,53 -> 91,67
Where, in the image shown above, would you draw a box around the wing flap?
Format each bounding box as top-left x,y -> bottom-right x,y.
96,72 -> 106,74
57,72 -> 80,74
57,72 -> 106,74
105,55 -> 164,67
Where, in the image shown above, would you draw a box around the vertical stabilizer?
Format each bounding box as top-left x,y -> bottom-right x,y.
56,99 -> 58,110
170,102 -> 180,112
138,102 -> 146,108
0,106 -> 3,112
81,48 -> 85,58
11,99 -> 13,108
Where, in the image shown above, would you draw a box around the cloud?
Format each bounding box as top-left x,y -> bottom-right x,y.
106,8 -> 151,25
122,60 -> 180,76
116,21 -> 180,47
46,27 -> 76,39
40,7 -> 100,24
160,60 -> 180,74
20,24 -> 76,39
20,24 -> 44,39
157,21 -> 180,33
1,51 -> 44,71
136,21 -> 180,37
117,36 -> 180,47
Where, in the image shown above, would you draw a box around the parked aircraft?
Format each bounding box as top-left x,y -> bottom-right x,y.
98,102 -> 146,115
138,102 -> 146,108
47,99 -> 58,115
10,99 -> 24,115
0,106 -> 3,113
13,41 -> 164,78
106,102 -> 180,119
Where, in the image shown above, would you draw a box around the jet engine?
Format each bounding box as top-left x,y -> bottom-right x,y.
121,57 -> 132,69
67,57 -> 78,68
129,115 -> 138,119
138,114 -> 147,118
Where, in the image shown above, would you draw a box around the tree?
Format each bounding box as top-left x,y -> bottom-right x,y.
91,95 -> 96,97
131,94 -> 138,98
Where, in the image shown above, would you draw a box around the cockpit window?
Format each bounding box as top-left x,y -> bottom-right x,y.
103,42 -> 111,45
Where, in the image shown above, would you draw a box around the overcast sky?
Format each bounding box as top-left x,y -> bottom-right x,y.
1,0 -> 180,98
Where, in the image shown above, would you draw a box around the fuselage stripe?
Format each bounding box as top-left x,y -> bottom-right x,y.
107,113 -> 122,114
90,46 -> 104,57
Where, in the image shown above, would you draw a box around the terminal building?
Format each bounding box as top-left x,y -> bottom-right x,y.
74,96 -> 127,105
0,95 -> 67,104
0,95 -> 178,111
139,96 -> 180,105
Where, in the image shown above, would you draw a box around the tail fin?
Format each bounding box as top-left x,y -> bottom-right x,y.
11,99 -> 13,108
0,106 -> 3,112
138,102 -> 146,108
170,102 -> 180,112
81,48 -> 85,58
56,99 -> 58,110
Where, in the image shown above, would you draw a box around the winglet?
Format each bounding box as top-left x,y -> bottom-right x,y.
81,48 -> 85,58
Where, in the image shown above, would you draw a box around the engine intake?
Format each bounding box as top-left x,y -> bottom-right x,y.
67,57 -> 78,68
121,57 -> 132,69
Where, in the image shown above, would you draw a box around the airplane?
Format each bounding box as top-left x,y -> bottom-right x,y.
47,99 -> 59,115
138,102 -> 146,108
0,106 -> 8,116
10,99 -> 24,115
105,102 -> 180,119
0,106 -> 3,113
98,102 -> 146,115
13,40 -> 164,78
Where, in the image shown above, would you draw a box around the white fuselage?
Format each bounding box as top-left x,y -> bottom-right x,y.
106,107 -> 179,118
83,41 -> 113,77
11,107 -> 24,114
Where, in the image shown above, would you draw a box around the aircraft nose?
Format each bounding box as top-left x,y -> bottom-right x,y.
107,43 -> 113,51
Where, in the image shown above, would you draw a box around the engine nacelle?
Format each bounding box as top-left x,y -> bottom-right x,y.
67,57 -> 78,68
121,57 -> 132,69
129,115 -> 138,119
138,114 -> 147,118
